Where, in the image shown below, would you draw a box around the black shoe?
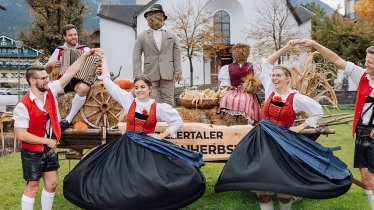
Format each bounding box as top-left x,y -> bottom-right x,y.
60,119 -> 71,130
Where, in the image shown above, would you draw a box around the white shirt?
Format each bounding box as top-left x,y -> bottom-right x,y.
47,43 -> 90,64
148,27 -> 166,50
260,61 -> 323,127
98,74 -> 183,137
218,63 -> 262,87
344,61 -> 374,125
13,80 -> 64,137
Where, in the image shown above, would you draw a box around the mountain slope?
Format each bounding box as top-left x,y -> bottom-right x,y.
291,0 -> 335,15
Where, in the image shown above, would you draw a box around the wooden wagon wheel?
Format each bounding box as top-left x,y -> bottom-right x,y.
80,86 -> 125,129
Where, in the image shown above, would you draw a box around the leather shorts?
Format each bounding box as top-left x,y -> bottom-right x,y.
21,148 -> 60,181
355,125 -> 374,172
356,125 -> 374,147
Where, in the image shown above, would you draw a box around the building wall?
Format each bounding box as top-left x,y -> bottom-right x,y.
345,0 -> 357,19
100,19 -> 136,79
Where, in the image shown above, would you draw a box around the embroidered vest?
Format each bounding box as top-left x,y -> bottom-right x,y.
228,62 -> 254,86
353,73 -> 373,136
263,92 -> 296,127
126,100 -> 157,134
19,90 -> 61,152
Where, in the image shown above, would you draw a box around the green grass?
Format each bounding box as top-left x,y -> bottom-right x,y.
0,109 -> 371,209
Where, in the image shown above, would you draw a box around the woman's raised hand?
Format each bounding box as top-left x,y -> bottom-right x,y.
285,39 -> 300,49
298,39 -> 317,47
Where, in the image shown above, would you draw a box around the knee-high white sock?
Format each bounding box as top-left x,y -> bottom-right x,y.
365,190 -> 374,210
259,200 -> 274,210
66,94 -> 86,123
41,188 -> 55,210
22,194 -> 35,210
279,200 -> 293,210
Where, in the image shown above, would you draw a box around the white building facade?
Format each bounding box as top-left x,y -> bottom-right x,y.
98,0 -> 313,86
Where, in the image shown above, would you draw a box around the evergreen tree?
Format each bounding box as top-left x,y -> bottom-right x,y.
311,12 -> 374,65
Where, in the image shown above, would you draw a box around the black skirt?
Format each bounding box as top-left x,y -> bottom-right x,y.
63,131 -> 206,210
215,119 -> 352,199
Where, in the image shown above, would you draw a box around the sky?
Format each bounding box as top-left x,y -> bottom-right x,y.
320,0 -> 345,14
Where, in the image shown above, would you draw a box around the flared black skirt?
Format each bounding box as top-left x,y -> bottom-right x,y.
63,131 -> 206,210
215,119 -> 352,199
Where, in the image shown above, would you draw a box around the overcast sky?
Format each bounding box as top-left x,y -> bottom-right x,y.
320,0 -> 345,13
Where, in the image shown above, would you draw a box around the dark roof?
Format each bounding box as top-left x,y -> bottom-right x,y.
286,0 -> 314,25
97,4 -> 145,26
294,6 -> 314,23
133,0 -> 158,18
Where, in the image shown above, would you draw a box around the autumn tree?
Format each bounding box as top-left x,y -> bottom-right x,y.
168,0 -> 224,86
354,0 -> 374,21
19,0 -> 87,59
247,0 -> 298,60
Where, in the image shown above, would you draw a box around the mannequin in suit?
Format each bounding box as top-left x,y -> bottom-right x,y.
133,4 -> 183,106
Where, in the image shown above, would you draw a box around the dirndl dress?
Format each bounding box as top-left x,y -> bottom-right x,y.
217,62 -> 261,123
215,119 -> 352,199
63,131 -> 206,210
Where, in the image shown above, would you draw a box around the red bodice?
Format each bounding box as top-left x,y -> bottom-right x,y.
228,62 -> 254,86
263,92 -> 296,127
126,100 -> 157,134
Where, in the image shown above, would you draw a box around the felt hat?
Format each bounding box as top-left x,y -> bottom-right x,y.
144,4 -> 167,20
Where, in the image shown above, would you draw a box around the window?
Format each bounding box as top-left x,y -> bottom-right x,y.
214,10 -> 230,45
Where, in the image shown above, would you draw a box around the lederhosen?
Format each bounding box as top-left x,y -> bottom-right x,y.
356,95 -> 374,147
354,75 -> 374,172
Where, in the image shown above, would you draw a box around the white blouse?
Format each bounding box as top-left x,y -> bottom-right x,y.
259,61 -> 323,128
344,61 -> 374,125
98,74 -> 183,137
218,64 -> 261,87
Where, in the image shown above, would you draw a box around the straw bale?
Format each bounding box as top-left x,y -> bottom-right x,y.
178,107 -> 247,126
57,83 -> 125,128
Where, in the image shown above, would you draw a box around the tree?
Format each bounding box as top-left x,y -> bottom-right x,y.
19,0 -> 87,60
303,2 -> 326,29
354,0 -> 374,21
168,0 -> 224,86
312,12 -> 374,65
247,0 -> 298,60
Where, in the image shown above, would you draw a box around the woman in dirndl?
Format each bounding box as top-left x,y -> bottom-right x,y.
217,43 -> 261,124
215,40 -> 352,210
63,49 -> 205,210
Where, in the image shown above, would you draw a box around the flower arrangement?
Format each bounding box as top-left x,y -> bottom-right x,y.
142,109 -> 148,115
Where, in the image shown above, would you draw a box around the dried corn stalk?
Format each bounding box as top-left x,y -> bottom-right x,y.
292,51 -> 338,108
242,74 -> 263,94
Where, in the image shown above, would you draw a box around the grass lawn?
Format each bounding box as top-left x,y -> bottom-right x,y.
0,109 -> 371,209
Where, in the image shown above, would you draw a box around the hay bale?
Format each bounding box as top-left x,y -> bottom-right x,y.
57,92 -> 80,122
57,82 -> 125,128
178,107 -> 248,126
